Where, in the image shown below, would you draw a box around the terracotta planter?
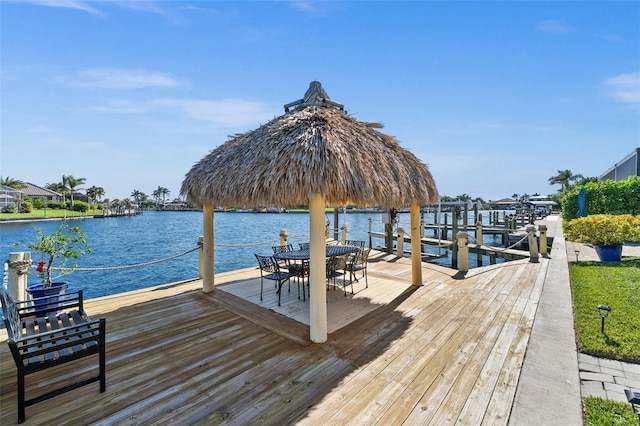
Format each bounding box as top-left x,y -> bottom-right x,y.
593,244 -> 623,262
26,282 -> 68,317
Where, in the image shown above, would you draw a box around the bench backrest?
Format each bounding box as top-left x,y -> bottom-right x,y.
0,287 -> 22,342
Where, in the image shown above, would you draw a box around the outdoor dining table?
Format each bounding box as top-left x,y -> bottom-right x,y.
273,245 -> 361,293
273,244 -> 360,262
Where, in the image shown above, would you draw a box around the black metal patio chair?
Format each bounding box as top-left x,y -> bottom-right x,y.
254,254 -> 295,306
344,248 -> 371,295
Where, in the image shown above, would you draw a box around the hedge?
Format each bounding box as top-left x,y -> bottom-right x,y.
561,176 -> 640,221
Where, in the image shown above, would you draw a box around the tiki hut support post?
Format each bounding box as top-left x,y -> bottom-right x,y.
410,204 -> 422,286
202,204 -> 215,293
309,193 -> 328,343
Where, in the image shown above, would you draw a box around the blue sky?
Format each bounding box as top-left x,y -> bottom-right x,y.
1,1 -> 638,203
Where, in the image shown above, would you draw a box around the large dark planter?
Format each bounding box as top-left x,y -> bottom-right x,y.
593,244 -> 623,262
26,282 -> 68,317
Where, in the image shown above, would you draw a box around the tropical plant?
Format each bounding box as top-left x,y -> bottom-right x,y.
45,181 -> 67,197
152,186 -> 170,205
86,185 -> 105,203
564,214 -> 640,246
24,223 -> 92,288
130,189 -> 147,206
63,175 -> 86,207
548,169 -> 583,193
0,176 -> 26,189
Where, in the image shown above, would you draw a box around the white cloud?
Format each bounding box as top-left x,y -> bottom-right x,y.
89,97 -> 277,127
13,0 -> 103,15
289,1 -> 317,13
537,20 -> 576,33
12,0 -> 168,16
605,72 -> 640,104
153,99 -> 276,126
67,68 -> 186,89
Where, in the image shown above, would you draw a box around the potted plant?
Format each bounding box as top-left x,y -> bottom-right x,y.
564,214 -> 640,261
23,223 -> 91,311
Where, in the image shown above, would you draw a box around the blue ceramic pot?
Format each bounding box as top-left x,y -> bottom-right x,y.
26,282 -> 68,317
593,245 -> 623,262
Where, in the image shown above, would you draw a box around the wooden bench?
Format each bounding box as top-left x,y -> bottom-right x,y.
1,288 -> 106,423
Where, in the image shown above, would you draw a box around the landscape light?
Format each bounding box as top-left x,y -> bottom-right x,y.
597,304 -> 611,334
574,250 -> 580,262
624,389 -> 640,424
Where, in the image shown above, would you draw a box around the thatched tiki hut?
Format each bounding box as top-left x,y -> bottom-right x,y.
181,81 -> 438,342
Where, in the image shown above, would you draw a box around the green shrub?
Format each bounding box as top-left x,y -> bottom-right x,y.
562,176 -> 640,221
2,206 -> 17,213
564,214 -> 640,245
21,201 -> 33,213
31,197 -> 46,209
73,201 -> 89,212
47,201 -> 66,210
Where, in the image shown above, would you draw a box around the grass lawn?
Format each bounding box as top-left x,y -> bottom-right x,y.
0,209 -> 96,220
569,257 -> 640,363
584,396 -> 638,425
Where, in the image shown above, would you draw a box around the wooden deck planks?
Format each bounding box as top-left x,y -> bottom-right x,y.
0,250 -> 549,425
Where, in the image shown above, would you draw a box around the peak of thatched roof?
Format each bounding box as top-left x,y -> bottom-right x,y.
181,82 -> 438,209
303,81 -> 330,103
284,81 -> 344,113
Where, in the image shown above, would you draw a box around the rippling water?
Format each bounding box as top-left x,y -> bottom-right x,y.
1,209 -> 507,299
1,211 -> 378,299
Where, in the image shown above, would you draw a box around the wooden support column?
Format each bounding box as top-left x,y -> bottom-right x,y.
526,225 -> 539,263
538,224 -> 548,255
341,223 -> 348,243
410,204 -> 422,286
451,215 -> 459,269
457,231 -> 469,273
8,252 -> 29,301
475,221 -> 483,267
202,204 -> 215,293
309,193 -> 327,343
279,229 -> 288,246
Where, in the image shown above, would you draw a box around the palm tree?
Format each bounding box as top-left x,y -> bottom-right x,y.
62,175 -> 86,207
86,186 -> 105,203
130,190 -> 147,206
152,186 -> 170,206
0,176 -> 26,189
548,170 -> 584,192
86,186 -> 105,212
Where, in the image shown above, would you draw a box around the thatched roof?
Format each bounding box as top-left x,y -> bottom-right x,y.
181,81 -> 438,209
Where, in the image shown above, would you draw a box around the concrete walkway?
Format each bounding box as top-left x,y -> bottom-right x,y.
509,216 -> 640,425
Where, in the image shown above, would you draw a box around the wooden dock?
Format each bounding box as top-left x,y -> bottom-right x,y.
369,231 -> 531,260
0,251 -> 548,425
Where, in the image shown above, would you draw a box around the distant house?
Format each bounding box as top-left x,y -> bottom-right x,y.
600,148 -> 640,181
491,198 -> 518,210
21,182 -> 63,202
525,200 -> 558,211
0,185 -> 23,209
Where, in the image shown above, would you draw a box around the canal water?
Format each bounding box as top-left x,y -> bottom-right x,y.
1,210 -> 509,300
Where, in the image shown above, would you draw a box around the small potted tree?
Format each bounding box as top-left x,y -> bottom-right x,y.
24,223 -> 91,308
